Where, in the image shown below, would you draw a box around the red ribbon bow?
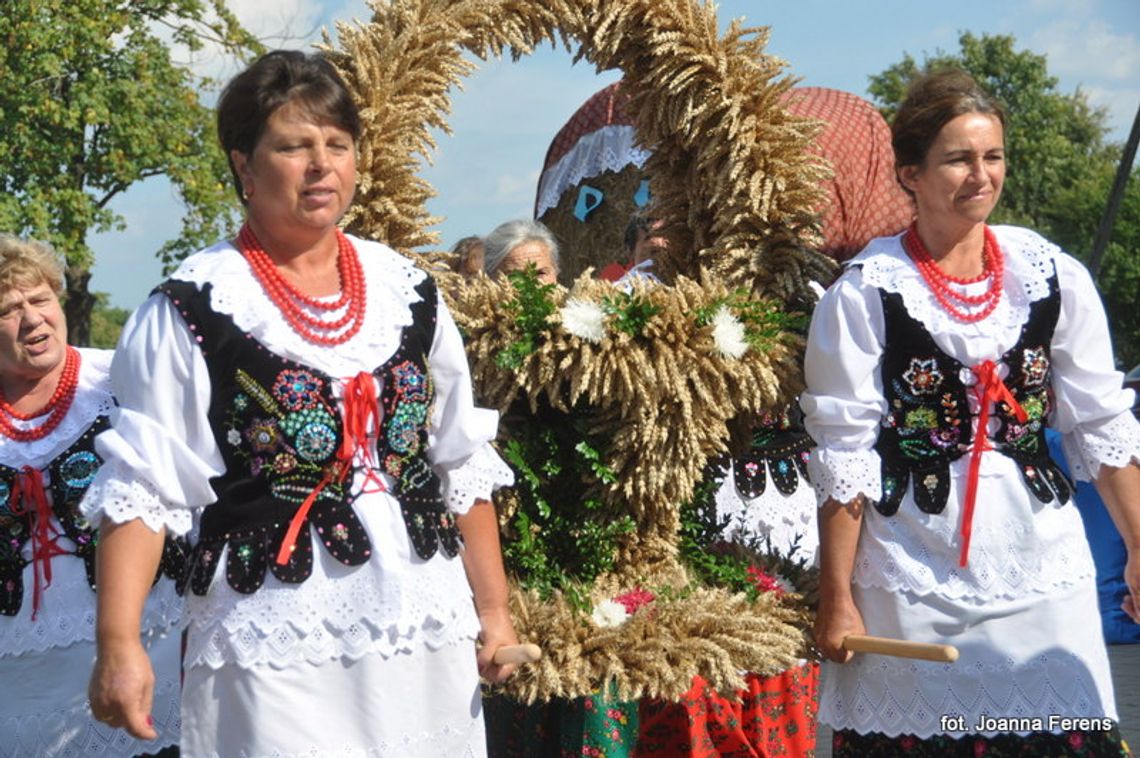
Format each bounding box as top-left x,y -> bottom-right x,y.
9,466 -> 68,619
275,372 -> 385,566
960,360 -> 1028,566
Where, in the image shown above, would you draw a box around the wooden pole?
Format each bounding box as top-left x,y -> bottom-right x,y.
1090,101 -> 1140,278
843,634 -> 959,663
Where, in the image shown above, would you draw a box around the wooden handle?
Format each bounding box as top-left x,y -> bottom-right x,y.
843,634 -> 959,663
492,643 -> 543,665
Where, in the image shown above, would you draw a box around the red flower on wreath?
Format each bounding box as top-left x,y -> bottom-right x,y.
612,586 -> 656,614
747,566 -> 790,596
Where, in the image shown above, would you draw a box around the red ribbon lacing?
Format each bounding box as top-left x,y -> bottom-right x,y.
9,466 -> 68,619
275,372 -> 385,566
960,360 -> 1028,567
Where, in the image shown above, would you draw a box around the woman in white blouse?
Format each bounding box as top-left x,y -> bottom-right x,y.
802,69 -> 1139,756
84,50 -> 518,756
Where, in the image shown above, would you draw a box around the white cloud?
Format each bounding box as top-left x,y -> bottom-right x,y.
1029,18 -> 1140,82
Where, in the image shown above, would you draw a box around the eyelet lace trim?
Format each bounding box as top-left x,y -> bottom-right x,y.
535,125 -> 650,217
2,661 -> 180,758
183,549 -> 478,669
714,465 -> 819,557
819,649 -> 1108,738
807,447 -> 881,505
170,236 -> 423,378
854,508 -> 1095,600
0,574 -> 181,655
1060,412 -> 1140,482
79,458 -> 193,536
855,226 -> 1056,347
442,444 -> 515,515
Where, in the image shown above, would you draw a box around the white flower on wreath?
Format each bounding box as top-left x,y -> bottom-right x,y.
560,298 -> 607,343
590,598 -> 629,628
711,305 -> 748,359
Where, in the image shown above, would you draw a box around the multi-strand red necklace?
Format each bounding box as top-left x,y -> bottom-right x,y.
0,346 -> 81,441
239,224 -> 366,346
903,222 -> 1004,323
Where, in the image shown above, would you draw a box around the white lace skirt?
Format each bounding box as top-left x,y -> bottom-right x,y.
0,623 -> 181,758
818,578 -> 1117,738
181,637 -> 487,757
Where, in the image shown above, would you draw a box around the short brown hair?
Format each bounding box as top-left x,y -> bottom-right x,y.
0,235 -> 65,296
892,69 -> 1006,173
217,50 -> 361,204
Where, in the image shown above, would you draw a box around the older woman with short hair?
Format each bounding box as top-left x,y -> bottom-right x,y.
0,235 -> 182,757
483,219 -> 561,285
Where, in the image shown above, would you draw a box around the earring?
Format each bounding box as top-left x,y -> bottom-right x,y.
242,185 -> 253,201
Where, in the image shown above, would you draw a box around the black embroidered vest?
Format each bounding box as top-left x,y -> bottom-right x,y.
732,409 -> 813,500
873,270 -> 1071,516
0,416 -> 186,615
158,276 -> 462,596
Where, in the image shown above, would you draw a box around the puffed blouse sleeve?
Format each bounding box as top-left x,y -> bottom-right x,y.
1049,252 -> 1140,480
426,291 -> 514,515
80,294 -> 225,536
800,265 -> 888,505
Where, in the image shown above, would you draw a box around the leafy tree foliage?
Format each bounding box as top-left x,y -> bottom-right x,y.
0,0 -> 260,344
868,32 -> 1139,368
89,291 -> 131,349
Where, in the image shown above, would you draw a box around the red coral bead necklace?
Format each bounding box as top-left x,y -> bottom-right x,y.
0,346 -> 81,441
239,224 -> 367,346
903,222 -> 1003,323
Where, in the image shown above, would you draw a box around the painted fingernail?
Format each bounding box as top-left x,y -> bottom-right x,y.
146,715 -> 154,727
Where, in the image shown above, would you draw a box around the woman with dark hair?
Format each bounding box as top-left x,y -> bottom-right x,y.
803,69 -> 1139,755
0,235 -> 182,757
84,50 -> 518,756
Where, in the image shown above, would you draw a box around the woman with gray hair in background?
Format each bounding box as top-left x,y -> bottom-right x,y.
483,219 -> 561,285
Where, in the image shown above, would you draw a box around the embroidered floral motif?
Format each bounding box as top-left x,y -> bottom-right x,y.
271,369 -> 324,411
1021,346 -> 1049,387
904,408 -> 938,430
902,357 -> 943,396
929,426 -> 961,450
246,418 -> 282,454
294,422 -> 337,462
392,361 -> 429,403
1020,394 -> 1045,421
59,451 -> 99,490
233,394 -> 250,411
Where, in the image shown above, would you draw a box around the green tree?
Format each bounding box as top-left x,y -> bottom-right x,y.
0,0 -> 261,345
868,32 -> 1139,368
88,291 -> 131,349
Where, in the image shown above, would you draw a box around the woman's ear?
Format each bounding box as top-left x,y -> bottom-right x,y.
231,150 -> 253,197
897,164 -> 919,194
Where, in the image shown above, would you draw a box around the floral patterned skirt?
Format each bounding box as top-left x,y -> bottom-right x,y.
831,727 -> 1131,757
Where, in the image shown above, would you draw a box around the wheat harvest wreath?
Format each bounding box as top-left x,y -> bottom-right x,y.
325,0 -> 834,707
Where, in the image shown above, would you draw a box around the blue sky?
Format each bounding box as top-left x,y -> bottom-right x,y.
88,0 -> 1140,310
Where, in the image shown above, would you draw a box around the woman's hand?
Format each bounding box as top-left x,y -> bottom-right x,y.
88,639 -> 157,740
1124,549 -> 1140,625
814,593 -> 866,663
475,605 -> 520,684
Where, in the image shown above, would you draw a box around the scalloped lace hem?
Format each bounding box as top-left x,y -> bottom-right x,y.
0,673 -> 179,758
1061,412 -> 1140,482
185,609 -> 479,670
819,652 -> 1111,738
807,447 -> 881,505
442,444 -> 515,514
79,460 -> 193,536
852,564 -> 1091,602
0,582 -> 182,656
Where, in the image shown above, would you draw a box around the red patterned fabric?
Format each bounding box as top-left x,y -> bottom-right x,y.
635,662 -> 820,757
539,82 -> 633,174
781,87 -> 914,261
